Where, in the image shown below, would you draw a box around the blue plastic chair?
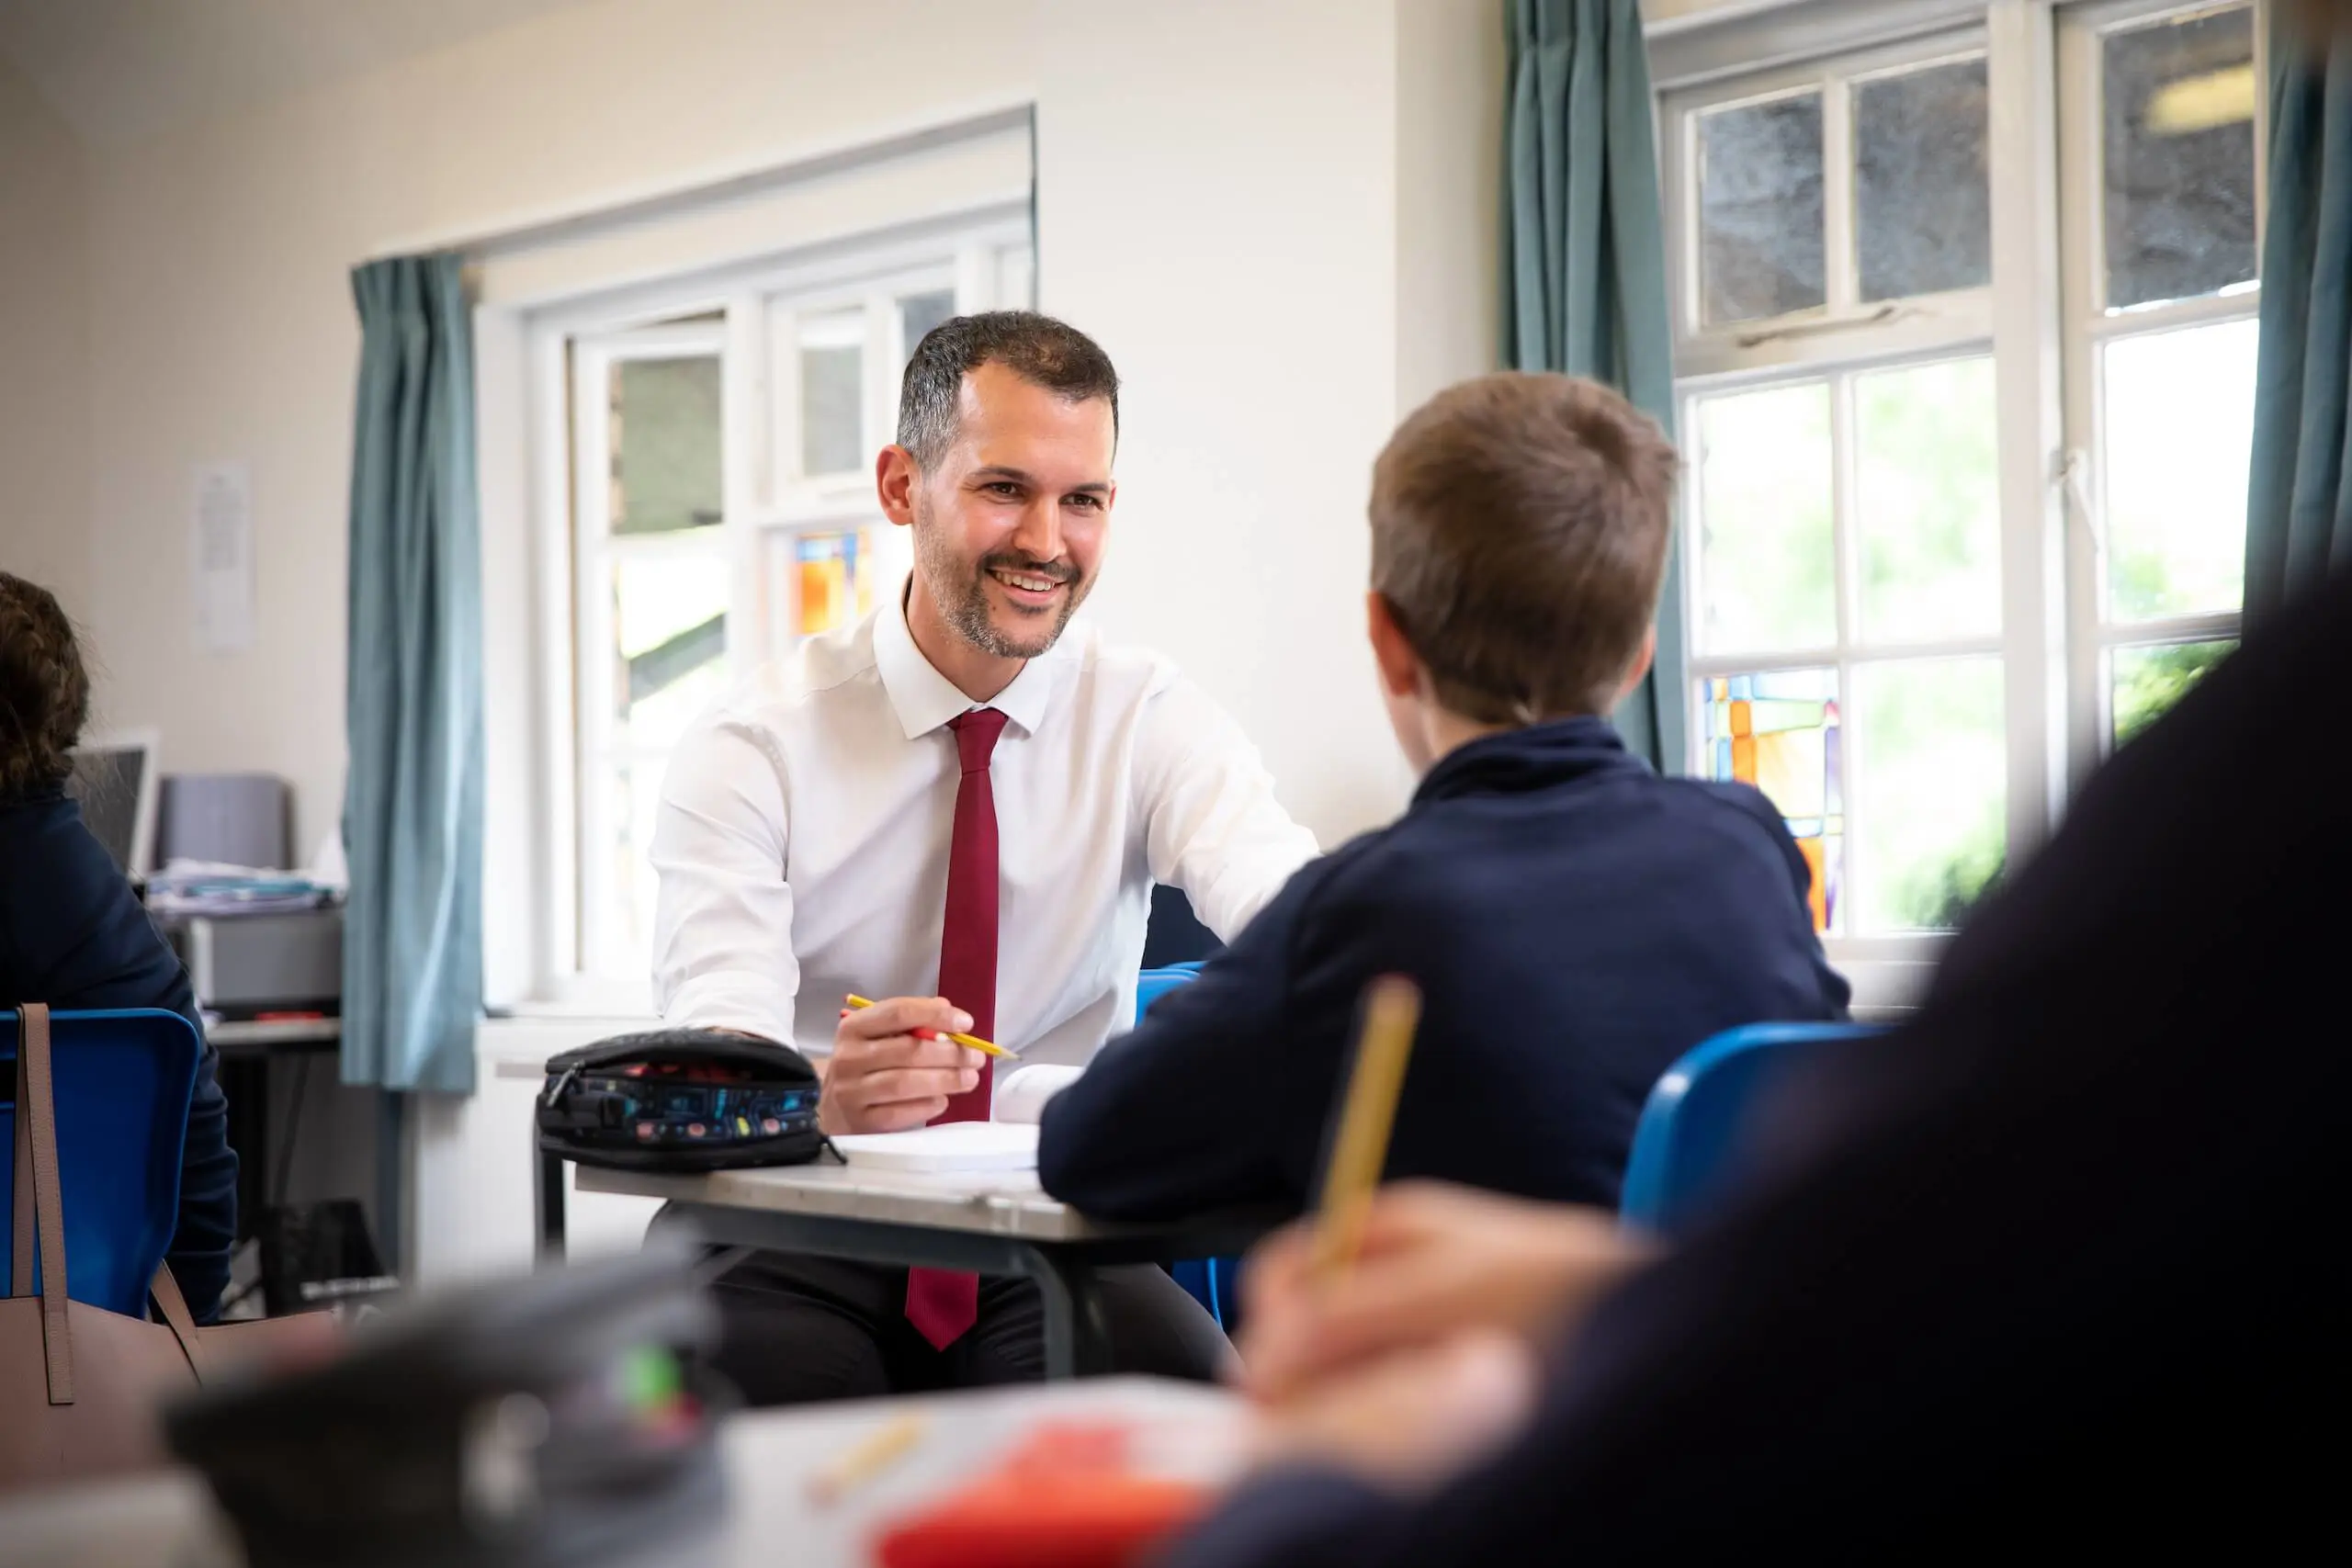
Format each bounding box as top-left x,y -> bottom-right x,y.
1134,961 -> 1204,1019
1619,1021 -> 1881,1238
1,1008 -> 201,1318
1128,964 -> 1238,1325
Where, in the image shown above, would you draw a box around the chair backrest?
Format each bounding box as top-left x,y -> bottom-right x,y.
1619,1021 -> 1881,1238
1127,965 -> 1229,1324
1133,962 -> 1204,1025
1,1008 -> 201,1317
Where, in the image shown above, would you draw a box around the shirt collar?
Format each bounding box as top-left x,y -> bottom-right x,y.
871,580 -> 1057,740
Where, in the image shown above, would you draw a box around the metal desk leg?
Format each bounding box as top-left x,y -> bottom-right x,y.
536,1145 -> 567,1264
1012,1247 -> 1116,1380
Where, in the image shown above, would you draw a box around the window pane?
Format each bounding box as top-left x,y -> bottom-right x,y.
1695,382 -> 1836,655
1699,670 -> 1843,933
1852,658 -> 2006,932
1856,356 -> 2000,642
2111,638 -> 2235,747
593,761 -> 662,981
899,289 -> 957,363
1700,93 -> 1826,325
612,548 -> 728,749
798,308 -> 866,477
1854,58 -> 1990,301
2102,5 -> 2256,310
2102,317 -> 2256,622
608,356 -> 720,536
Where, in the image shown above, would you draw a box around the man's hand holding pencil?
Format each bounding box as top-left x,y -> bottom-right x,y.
819,995 -> 991,1134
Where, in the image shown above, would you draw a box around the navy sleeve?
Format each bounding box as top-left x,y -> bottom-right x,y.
1038,861 -> 1325,1219
1696,781 -> 1853,1020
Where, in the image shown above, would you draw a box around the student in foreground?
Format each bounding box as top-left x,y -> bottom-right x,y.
0,572 -> 239,1321
1163,560 -> 2352,1563
1038,374 -> 1849,1220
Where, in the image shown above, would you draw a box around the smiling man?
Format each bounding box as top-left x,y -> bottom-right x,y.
649,311 -> 1319,1404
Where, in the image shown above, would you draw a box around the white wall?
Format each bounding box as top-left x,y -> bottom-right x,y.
1038,0 -> 1420,840
1398,0 -> 1509,415
0,56 -> 90,626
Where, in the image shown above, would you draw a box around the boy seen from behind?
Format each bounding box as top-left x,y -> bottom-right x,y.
1038,373 -> 1849,1219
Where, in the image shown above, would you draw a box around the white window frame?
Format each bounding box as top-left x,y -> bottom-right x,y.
1657,0 -> 2265,1010
523,209 -> 1033,1010
1664,18 -> 2032,1008
566,320 -> 733,987
2055,0 -> 2265,785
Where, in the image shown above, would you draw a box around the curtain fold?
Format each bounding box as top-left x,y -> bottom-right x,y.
1505,0 -> 1686,773
2245,17 -> 2352,624
342,254 -> 483,1095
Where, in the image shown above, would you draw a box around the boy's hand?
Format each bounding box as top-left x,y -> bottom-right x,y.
818,996 -> 986,1134
1247,1328 -> 1539,1491
1237,1182 -> 1652,1404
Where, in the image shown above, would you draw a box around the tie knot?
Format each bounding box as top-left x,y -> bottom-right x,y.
948,706 -> 1009,774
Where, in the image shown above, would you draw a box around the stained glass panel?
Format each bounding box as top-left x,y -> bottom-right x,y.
1700,668 -> 1842,933
794,530 -> 876,637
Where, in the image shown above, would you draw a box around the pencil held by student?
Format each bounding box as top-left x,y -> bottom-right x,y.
1307,976 -> 1423,1285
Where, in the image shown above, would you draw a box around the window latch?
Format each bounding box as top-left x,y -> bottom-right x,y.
1733,302 -> 1908,350
2057,448 -> 2105,565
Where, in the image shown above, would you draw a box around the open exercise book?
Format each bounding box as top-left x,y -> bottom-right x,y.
829,1065 -> 1083,1172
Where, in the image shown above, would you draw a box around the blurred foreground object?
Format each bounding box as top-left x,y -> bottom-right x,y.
164,1238 -> 724,1568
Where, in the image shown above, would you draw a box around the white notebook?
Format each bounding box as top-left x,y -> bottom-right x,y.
830,1122 -> 1040,1173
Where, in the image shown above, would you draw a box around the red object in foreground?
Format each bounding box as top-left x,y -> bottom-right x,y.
873,1423 -> 1217,1568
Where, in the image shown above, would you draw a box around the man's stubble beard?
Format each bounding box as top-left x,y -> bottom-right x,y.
912,493 -> 1093,661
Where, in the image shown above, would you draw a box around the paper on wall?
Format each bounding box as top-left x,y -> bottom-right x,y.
192,460 -> 256,652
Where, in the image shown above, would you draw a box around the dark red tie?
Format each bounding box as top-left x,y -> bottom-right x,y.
904,705 -> 1008,1349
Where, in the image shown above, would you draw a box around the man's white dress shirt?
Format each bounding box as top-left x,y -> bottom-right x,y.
650,585 -> 1319,1066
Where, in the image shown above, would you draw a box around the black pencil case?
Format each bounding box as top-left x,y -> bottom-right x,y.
537,1028 -> 823,1171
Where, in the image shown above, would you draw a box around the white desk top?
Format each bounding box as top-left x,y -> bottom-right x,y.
574,1156 -> 1157,1244
0,1378 -> 1249,1568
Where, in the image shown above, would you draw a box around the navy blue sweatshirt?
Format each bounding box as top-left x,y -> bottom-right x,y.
1038,716 -> 1849,1219
1,793 -> 238,1321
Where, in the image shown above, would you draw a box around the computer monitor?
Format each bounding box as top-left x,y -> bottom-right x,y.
65,728 -> 160,877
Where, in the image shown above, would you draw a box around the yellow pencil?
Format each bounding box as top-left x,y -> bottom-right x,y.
1307,975 -> 1423,1284
807,1412 -> 925,1505
843,995 -> 1017,1058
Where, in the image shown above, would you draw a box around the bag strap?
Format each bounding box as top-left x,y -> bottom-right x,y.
17,1004 -> 75,1404
12,1031 -> 33,1296
147,1263 -> 209,1383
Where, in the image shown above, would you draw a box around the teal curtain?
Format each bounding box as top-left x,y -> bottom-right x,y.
1505,0 -> 1685,773
342,254 -> 483,1095
2245,17 -> 2351,624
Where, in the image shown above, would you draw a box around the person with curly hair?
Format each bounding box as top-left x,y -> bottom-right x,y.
0,571 -> 237,1321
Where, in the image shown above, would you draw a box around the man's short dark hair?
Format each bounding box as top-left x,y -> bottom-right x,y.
1370,373 -> 1679,725
897,310 -> 1121,468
